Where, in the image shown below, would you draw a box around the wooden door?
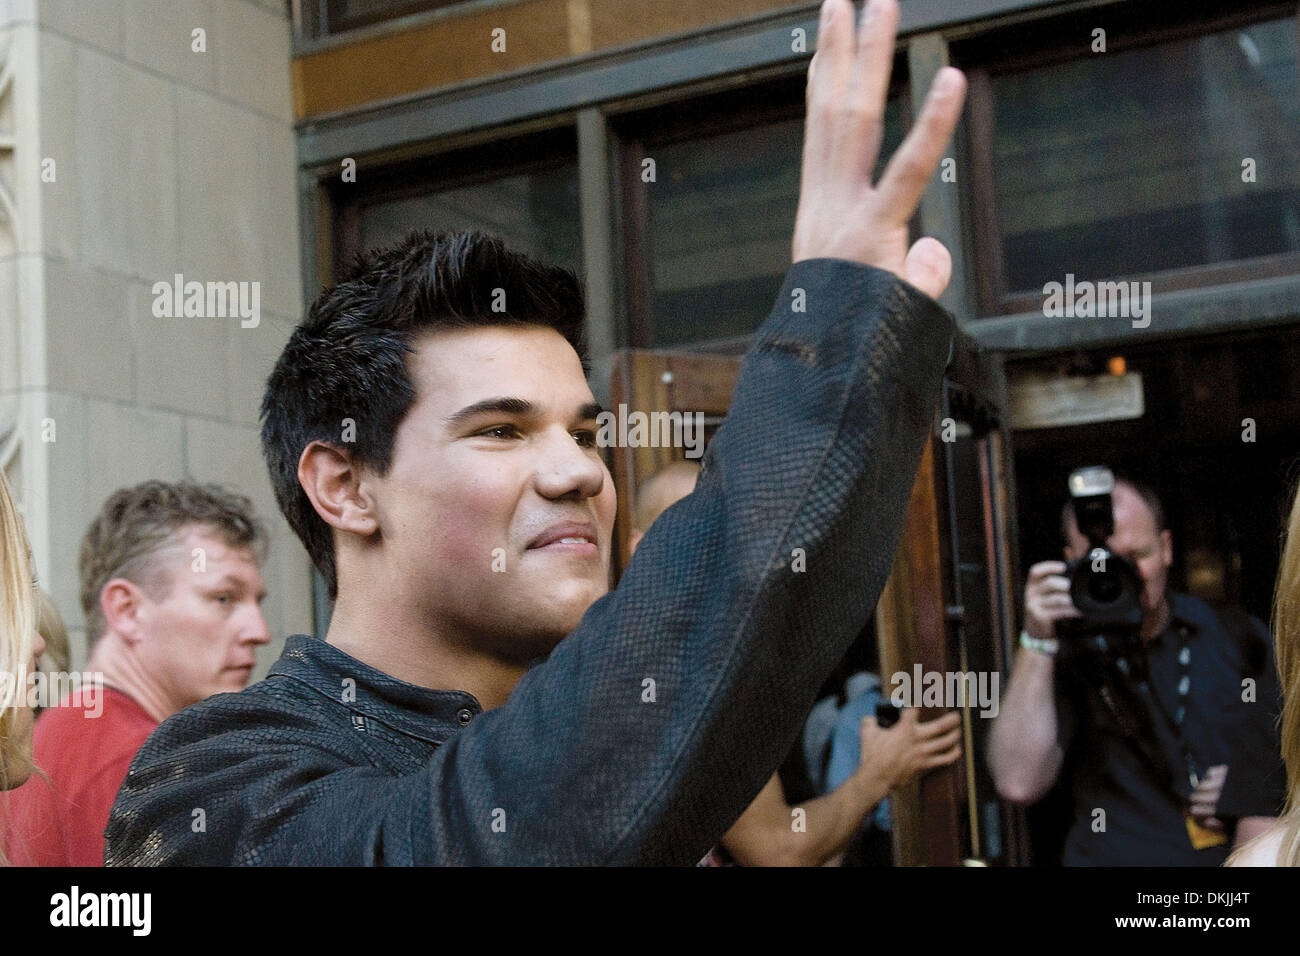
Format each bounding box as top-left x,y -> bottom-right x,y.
607,333 -> 1020,866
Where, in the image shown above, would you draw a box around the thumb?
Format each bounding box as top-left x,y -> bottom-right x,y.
903,237 -> 952,301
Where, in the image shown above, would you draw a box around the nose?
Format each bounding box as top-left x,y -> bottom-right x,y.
243,605 -> 272,646
532,425 -> 608,502
32,629 -> 47,663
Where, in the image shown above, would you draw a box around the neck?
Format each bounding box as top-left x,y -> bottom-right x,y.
1141,593 -> 1171,644
87,637 -> 173,724
325,591 -> 527,710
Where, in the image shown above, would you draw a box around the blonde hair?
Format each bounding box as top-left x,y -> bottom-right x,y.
1265,481 -> 1300,865
36,588 -> 68,675
0,469 -> 37,793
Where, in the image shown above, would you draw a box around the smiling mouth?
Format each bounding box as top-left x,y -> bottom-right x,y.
530,538 -> 598,554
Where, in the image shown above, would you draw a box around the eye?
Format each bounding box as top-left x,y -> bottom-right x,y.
479,424 -> 521,440
573,429 -> 598,448
212,594 -> 233,605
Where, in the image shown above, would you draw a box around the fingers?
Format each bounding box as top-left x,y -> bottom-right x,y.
857,715 -> 879,743
1032,591 -> 1081,616
1026,563 -> 1081,638
903,237 -> 952,300
925,743 -> 962,768
920,726 -> 962,754
1028,561 -> 1069,581
832,0 -> 899,178
803,0 -> 856,174
876,67 -> 966,227
914,711 -> 960,735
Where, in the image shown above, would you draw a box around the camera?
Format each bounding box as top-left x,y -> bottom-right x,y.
1059,466 -> 1144,641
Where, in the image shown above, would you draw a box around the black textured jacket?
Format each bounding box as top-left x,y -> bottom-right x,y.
105,258 -> 954,865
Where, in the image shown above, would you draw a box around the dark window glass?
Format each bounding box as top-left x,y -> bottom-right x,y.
358,162 -> 582,271
991,17 -> 1300,295
646,100 -> 904,347
322,0 -> 468,36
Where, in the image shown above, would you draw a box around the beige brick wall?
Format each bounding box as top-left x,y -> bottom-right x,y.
0,0 -> 313,678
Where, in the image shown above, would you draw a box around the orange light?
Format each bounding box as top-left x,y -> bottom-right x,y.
1107,356 -> 1127,376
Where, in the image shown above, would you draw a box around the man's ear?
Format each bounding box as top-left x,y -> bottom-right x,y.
101,579 -> 146,644
299,441 -> 381,539
1159,528 -> 1173,567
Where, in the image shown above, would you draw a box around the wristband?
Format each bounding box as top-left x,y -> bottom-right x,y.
1020,630 -> 1059,656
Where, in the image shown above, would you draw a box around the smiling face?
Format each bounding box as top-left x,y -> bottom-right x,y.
362,324 -> 616,665
130,526 -> 270,709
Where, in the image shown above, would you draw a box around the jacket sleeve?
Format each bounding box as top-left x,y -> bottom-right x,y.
108,257 -> 955,866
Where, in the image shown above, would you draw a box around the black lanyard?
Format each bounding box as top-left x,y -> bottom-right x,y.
1128,622 -> 1199,790
1085,619 -> 1198,797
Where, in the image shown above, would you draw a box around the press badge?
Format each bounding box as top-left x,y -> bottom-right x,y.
1183,810 -> 1229,850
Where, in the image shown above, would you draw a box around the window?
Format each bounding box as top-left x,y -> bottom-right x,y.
331,129 -> 581,278
964,7 -> 1300,315
618,73 -> 907,348
302,0 -> 474,40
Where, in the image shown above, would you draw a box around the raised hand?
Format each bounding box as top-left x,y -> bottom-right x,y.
792,0 -> 967,301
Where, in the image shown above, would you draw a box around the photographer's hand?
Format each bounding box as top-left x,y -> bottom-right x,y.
858,708 -> 962,792
791,0 -> 966,300
1189,763 -> 1228,831
1025,560 -> 1082,641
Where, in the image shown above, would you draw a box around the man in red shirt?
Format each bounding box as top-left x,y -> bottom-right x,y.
2,481 -> 270,866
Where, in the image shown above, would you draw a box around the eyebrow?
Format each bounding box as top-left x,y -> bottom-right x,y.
443,397 -> 604,430
212,575 -> 268,602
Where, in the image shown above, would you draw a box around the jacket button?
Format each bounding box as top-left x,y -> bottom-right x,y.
456,708 -> 473,726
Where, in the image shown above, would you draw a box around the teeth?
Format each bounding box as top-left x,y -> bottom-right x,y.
559,537 -> 588,544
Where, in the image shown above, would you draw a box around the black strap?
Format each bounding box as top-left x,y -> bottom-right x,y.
1071,635 -> 1186,804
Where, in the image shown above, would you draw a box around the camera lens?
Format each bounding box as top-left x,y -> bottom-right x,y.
1089,569 -> 1122,605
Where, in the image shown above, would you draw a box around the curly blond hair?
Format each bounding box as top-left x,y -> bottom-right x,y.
0,469 -> 37,795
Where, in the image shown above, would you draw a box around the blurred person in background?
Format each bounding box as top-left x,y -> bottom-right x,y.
3,480 -> 270,866
992,475 -> 1283,865
632,460 -> 961,867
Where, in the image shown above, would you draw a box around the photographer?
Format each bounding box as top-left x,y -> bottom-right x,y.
989,473 -> 1285,865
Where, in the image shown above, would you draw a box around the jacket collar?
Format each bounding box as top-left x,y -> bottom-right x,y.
270,634 -> 483,744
